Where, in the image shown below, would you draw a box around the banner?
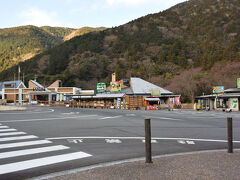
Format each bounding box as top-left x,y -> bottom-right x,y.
213,86 -> 224,93
110,81 -> 121,92
96,82 -> 106,93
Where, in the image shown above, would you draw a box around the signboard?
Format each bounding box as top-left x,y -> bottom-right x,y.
96,82 -> 106,93
229,98 -> 239,111
151,89 -> 161,96
175,97 -> 180,105
237,78 -> 240,88
110,81 -> 121,92
213,86 -> 224,94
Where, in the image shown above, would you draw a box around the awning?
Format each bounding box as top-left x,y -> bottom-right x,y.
145,98 -> 160,101
72,93 -> 125,99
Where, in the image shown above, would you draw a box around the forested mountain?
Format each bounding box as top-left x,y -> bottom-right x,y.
40,26 -> 75,40
0,25 -> 72,71
64,27 -> 107,41
0,26 -> 105,72
0,0 -> 239,102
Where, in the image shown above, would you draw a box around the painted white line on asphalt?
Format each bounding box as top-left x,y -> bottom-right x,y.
0,140 -> 52,149
186,141 -> 195,144
0,115 -> 98,123
100,116 -> 123,120
0,145 -> 69,159
0,126 -> 9,129
46,136 -> 240,143
142,139 -> 158,143
0,109 -> 55,115
0,132 -> 26,136
62,112 -> 75,115
105,139 -> 122,143
149,116 -> 183,121
0,135 -> 38,142
177,140 -> 186,144
0,129 -> 17,132
67,139 -> 83,143
0,151 -> 92,175
126,114 -> 136,116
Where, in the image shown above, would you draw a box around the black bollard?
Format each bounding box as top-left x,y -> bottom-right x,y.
227,117 -> 233,153
145,118 -> 152,163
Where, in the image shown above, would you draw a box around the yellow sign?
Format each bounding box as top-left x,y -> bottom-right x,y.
110,81 -> 121,92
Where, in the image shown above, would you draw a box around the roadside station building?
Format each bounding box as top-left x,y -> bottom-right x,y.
71,74 -> 180,110
195,87 -> 240,111
0,80 -> 81,105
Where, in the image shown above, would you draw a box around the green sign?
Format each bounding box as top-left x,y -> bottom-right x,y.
96,82 -> 106,93
237,78 -> 240,88
151,89 -> 161,96
229,98 -> 239,111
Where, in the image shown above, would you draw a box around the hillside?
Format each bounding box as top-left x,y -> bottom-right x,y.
40,26 -> 75,40
0,26 -> 106,72
0,0 -> 240,102
0,25 -> 74,72
64,27 -> 107,41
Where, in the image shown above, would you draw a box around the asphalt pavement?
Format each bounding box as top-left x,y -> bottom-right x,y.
0,106 -> 240,179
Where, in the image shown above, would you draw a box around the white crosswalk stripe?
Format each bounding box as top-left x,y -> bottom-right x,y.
0,145 -> 69,159
0,140 -> 52,149
0,129 -> 17,132
0,132 -> 26,136
0,151 -> 92,175
0,135 -> 38,142
0,126 -> 9,129
0,124 -> 92,176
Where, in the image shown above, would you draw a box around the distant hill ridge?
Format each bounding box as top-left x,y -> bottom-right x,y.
0,0 -> 240,102
0,25 -> 106,72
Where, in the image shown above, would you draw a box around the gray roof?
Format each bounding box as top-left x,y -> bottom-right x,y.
130,77 -> 173,95
30,80 -> 44,88
224,88 -> 240,93
0,80 -> 26,91
121,87 -> 134,95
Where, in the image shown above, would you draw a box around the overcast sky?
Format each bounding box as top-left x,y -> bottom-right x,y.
0,0 -> 187,29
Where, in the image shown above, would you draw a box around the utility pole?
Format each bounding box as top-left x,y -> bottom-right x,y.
14,73 -> 16,105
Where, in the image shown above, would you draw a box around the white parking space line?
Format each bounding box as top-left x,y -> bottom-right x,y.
0,132 -> 26,136
0,140 -> 52,150
0,109 -> 55,115
0,135 -> 38,142
126,114 -> 136,116
149,116 -> 183,121
0,145 -> 69,159
0,126 -> 9,129
100,116 -> 123,120
0,115 -> 98,123
0,129 -> 17,132
0,151 -> 92,175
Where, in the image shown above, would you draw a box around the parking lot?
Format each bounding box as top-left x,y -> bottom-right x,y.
0,107 -> 240,179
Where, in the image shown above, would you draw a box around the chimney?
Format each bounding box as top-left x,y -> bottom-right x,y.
112,73 -> 116,82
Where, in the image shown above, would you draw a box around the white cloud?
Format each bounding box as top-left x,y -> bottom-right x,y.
105,0 -> 186,7
19,7 -> 61,27
106,0 -> 149,6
